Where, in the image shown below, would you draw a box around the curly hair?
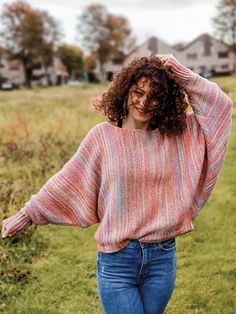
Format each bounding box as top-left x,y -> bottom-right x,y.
90,54 -> 189,138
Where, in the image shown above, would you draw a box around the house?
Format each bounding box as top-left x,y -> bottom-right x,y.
124,36 -> 176,66
93,51 -> 127,82
0,48 -> 25,86
95,33 -> 236,81
30,57 -> 68,87
0,48 -> 68,88
94,36 -> 176,81
174,33 -> 236,76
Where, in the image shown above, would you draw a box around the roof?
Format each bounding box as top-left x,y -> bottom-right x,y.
172,33 -> 229,51
125,35 -> 172,58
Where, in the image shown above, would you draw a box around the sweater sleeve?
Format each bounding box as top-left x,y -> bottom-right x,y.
3,126 -> 101,234
2,208 -> 32,237
161,55 -> 233,219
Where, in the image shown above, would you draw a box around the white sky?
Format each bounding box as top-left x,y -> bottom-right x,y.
0,0 -> 220,47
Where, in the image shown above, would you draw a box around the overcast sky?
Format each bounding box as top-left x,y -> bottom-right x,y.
0,0 -> 220,46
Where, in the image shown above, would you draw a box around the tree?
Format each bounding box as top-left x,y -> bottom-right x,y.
212,0 -> 236,53
0,1 -> 62,86
84,52 -> 97,72
77,4 -> 136,80
40,11 -> 62,84
84,52 -> 99,82
57,44 -> 84,80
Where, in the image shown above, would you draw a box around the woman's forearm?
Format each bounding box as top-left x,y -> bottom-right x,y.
160,54 -> 233,139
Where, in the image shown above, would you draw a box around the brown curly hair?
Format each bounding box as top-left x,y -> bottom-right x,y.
90,54 -> 189,138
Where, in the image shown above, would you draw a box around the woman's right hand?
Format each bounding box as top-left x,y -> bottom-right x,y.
1,210 -> 32,239
2,218 -> 17,238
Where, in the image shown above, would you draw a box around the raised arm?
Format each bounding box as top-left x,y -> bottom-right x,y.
158,54 -> 233,217
158,54 -> 233,125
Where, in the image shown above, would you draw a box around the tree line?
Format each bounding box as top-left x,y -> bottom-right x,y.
0,1 -> 135,86
0,0 -> 235,87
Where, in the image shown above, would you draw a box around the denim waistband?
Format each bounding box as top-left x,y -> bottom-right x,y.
126,239 -> 172,249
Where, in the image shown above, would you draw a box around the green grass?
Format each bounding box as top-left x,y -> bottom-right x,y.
0,77 -> 235,313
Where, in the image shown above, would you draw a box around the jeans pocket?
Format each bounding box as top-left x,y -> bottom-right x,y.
159,238 -> 176,251
97,246 -> 126,262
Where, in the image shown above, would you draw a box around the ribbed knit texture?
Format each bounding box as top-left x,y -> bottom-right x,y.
2,208 -> 32,237
2,56 -> 233,253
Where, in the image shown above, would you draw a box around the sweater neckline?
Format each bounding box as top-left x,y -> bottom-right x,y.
104,121 -> 159,134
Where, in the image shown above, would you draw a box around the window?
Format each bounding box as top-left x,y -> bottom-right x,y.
9,61 -> 21,71
221,64 -> 229,69
199,65 -> 206,72
186,53 -> 197,61
112,58 -> 123,65
218,51 -> 229,58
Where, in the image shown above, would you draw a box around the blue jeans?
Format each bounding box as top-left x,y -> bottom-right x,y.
96,238 -> 176,314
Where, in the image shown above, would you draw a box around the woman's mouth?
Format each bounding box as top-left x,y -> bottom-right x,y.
135,106 -> 146,115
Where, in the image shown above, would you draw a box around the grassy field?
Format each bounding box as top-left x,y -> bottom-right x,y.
0,77 -> 235,314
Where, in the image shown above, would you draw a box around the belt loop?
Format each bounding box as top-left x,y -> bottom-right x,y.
137,238 -> 143,247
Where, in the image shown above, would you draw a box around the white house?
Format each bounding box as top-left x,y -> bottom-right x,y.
174,33 -> 236,75
124,36 -> 176,66
95,33 -> 236,81
31,57 -> 68,87
0,49 -> 68,88
0,56 -> 25,86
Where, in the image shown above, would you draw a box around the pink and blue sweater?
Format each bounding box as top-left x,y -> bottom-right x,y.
2,57 -> 233,253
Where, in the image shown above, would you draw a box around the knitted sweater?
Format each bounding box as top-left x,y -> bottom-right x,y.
2,57 -> 233,253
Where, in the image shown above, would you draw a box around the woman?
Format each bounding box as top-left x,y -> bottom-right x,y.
1,54 -> 233,314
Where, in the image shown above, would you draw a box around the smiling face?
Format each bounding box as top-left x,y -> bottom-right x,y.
124,77 -> 158,129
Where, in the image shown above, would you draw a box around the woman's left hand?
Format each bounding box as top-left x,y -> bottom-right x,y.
156,54 -> 193,85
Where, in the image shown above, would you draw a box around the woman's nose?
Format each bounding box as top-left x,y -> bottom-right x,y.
138,95 -> 146,106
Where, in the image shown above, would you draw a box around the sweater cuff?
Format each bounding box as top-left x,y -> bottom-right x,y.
2,208 -> 32,236
162,56 -> 193,86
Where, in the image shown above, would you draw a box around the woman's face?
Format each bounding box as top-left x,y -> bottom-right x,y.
126,77 -> 158,124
